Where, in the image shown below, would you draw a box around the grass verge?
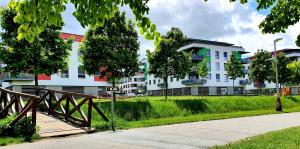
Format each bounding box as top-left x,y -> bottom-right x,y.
0,134 -> 40,146
213,126 -> 300,149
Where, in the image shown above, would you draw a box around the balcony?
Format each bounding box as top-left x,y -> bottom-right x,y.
241,58 -> 251,64
240,79 -> 252,85
2,73 -> 34,82
182,79 -> 207,85
157,83 -> 166,88
254,82 -> 266,87
192,53 -> 203,61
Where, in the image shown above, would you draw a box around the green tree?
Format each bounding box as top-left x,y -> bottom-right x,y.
80,11 -> 140,131
147,27 -> 192,100
0,8 -> 73,95
249,50 -> 272,95
196,57 -> 208,96
7,0 -> 160,44
270,52 -> 291,88
287,61 -> 300,84
225,54 -> 245,95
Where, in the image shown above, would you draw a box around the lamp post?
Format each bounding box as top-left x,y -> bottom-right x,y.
274,38 -> 283,111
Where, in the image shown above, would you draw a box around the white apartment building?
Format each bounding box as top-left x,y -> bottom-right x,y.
146,38 -> 248,96
1,33 -> 110,96
119,58 -> 147,96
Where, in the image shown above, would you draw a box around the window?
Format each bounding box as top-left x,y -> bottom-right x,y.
134,78 -> 137,82
176,78 -> 179,81
216,74 -> 220,82
216,62 -> 220,71
154,80 -> 156,84
170,77 -> 173,82
207,73 -> 211,80
78,66 -> 86,78
224,74 -> 229,82
61,69 -> 69,78
215,51 -> 219,59
149,80 -> 151,85
146,82 -> 148,85
224,52 -> 228,60
158,79 -> 161,83
206,50 -> 211,56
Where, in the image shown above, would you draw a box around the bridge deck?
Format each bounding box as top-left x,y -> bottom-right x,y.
37,112 -> 93,138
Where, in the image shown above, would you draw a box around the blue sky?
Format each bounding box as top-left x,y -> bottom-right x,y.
0,0 -> 299,58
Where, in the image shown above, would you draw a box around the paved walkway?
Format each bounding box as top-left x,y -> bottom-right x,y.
37,112 -> 90,138
3,112 -> 300,149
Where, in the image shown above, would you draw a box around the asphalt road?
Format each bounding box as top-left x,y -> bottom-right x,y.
3,112 -> 300,149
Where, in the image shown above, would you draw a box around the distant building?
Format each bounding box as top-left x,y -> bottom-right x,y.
146,38 -> 248,96
244,48 -> 300,95
0,33 -> 110,96
119,58 -> 147,96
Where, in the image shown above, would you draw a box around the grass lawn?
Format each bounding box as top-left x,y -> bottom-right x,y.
71,95 -> 300,130
213,126 -> 300,149
0,134 -> 39,146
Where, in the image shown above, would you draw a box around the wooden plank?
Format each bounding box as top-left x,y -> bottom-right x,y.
87,98 -> 92,127
69,96 -> 87,122
91,101 -> 109,122
40,88 -> 97,98
0,88 -> 39,99
68,97 -> 89,117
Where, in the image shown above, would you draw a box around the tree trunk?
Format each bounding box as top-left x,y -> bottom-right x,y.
164,76 -> 168,100
34,74 -> 40,96
232,79 -> 235,95
201,77 -> 204,97
111,80 -> 116,131
276,95 -> 282,111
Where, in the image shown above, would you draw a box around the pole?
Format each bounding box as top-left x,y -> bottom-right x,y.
111,81 -> 116,132
274,40 -> 282,111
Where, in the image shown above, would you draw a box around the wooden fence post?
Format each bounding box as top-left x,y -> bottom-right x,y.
65,95 -> 70,121
87,97 -> 92,128
31,97 -> 37,126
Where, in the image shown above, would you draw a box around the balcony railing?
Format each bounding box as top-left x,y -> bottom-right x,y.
182,79 -> 207,85
2,73 -> 34,82
240,79 -> 252,85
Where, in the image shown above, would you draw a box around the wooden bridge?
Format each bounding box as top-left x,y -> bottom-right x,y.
0,88 -> 109,137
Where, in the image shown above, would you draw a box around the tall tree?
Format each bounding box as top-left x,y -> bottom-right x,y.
196,57 -> 208,96
249,50 -> 272,95
147,27 -> 192,100
287,61 -> 300,84
270,52 -> 291,88
80,11 -> 140,131
0,8 -> 73,95
225,54 -> 245,95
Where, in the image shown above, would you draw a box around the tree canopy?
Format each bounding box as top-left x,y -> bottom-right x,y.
7,0 -> 160,44
0,8 -> 73,77
249,49 -> 273,86
287,61 -> 300,84
147,27 -> 192,99
80,11 -> 140,84
225,54 -> 245,81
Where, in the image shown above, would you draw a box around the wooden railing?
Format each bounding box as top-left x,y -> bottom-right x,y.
39,88 -> 109,127
0,88 -> 39,126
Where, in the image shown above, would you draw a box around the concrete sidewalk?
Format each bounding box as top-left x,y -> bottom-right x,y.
3,112 -> 300,149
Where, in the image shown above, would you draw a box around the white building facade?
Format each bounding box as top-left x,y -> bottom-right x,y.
1,33 -> 110,96
146,38 -> 248,96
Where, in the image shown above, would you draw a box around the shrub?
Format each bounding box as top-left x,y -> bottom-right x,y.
0,116 -> 36,138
